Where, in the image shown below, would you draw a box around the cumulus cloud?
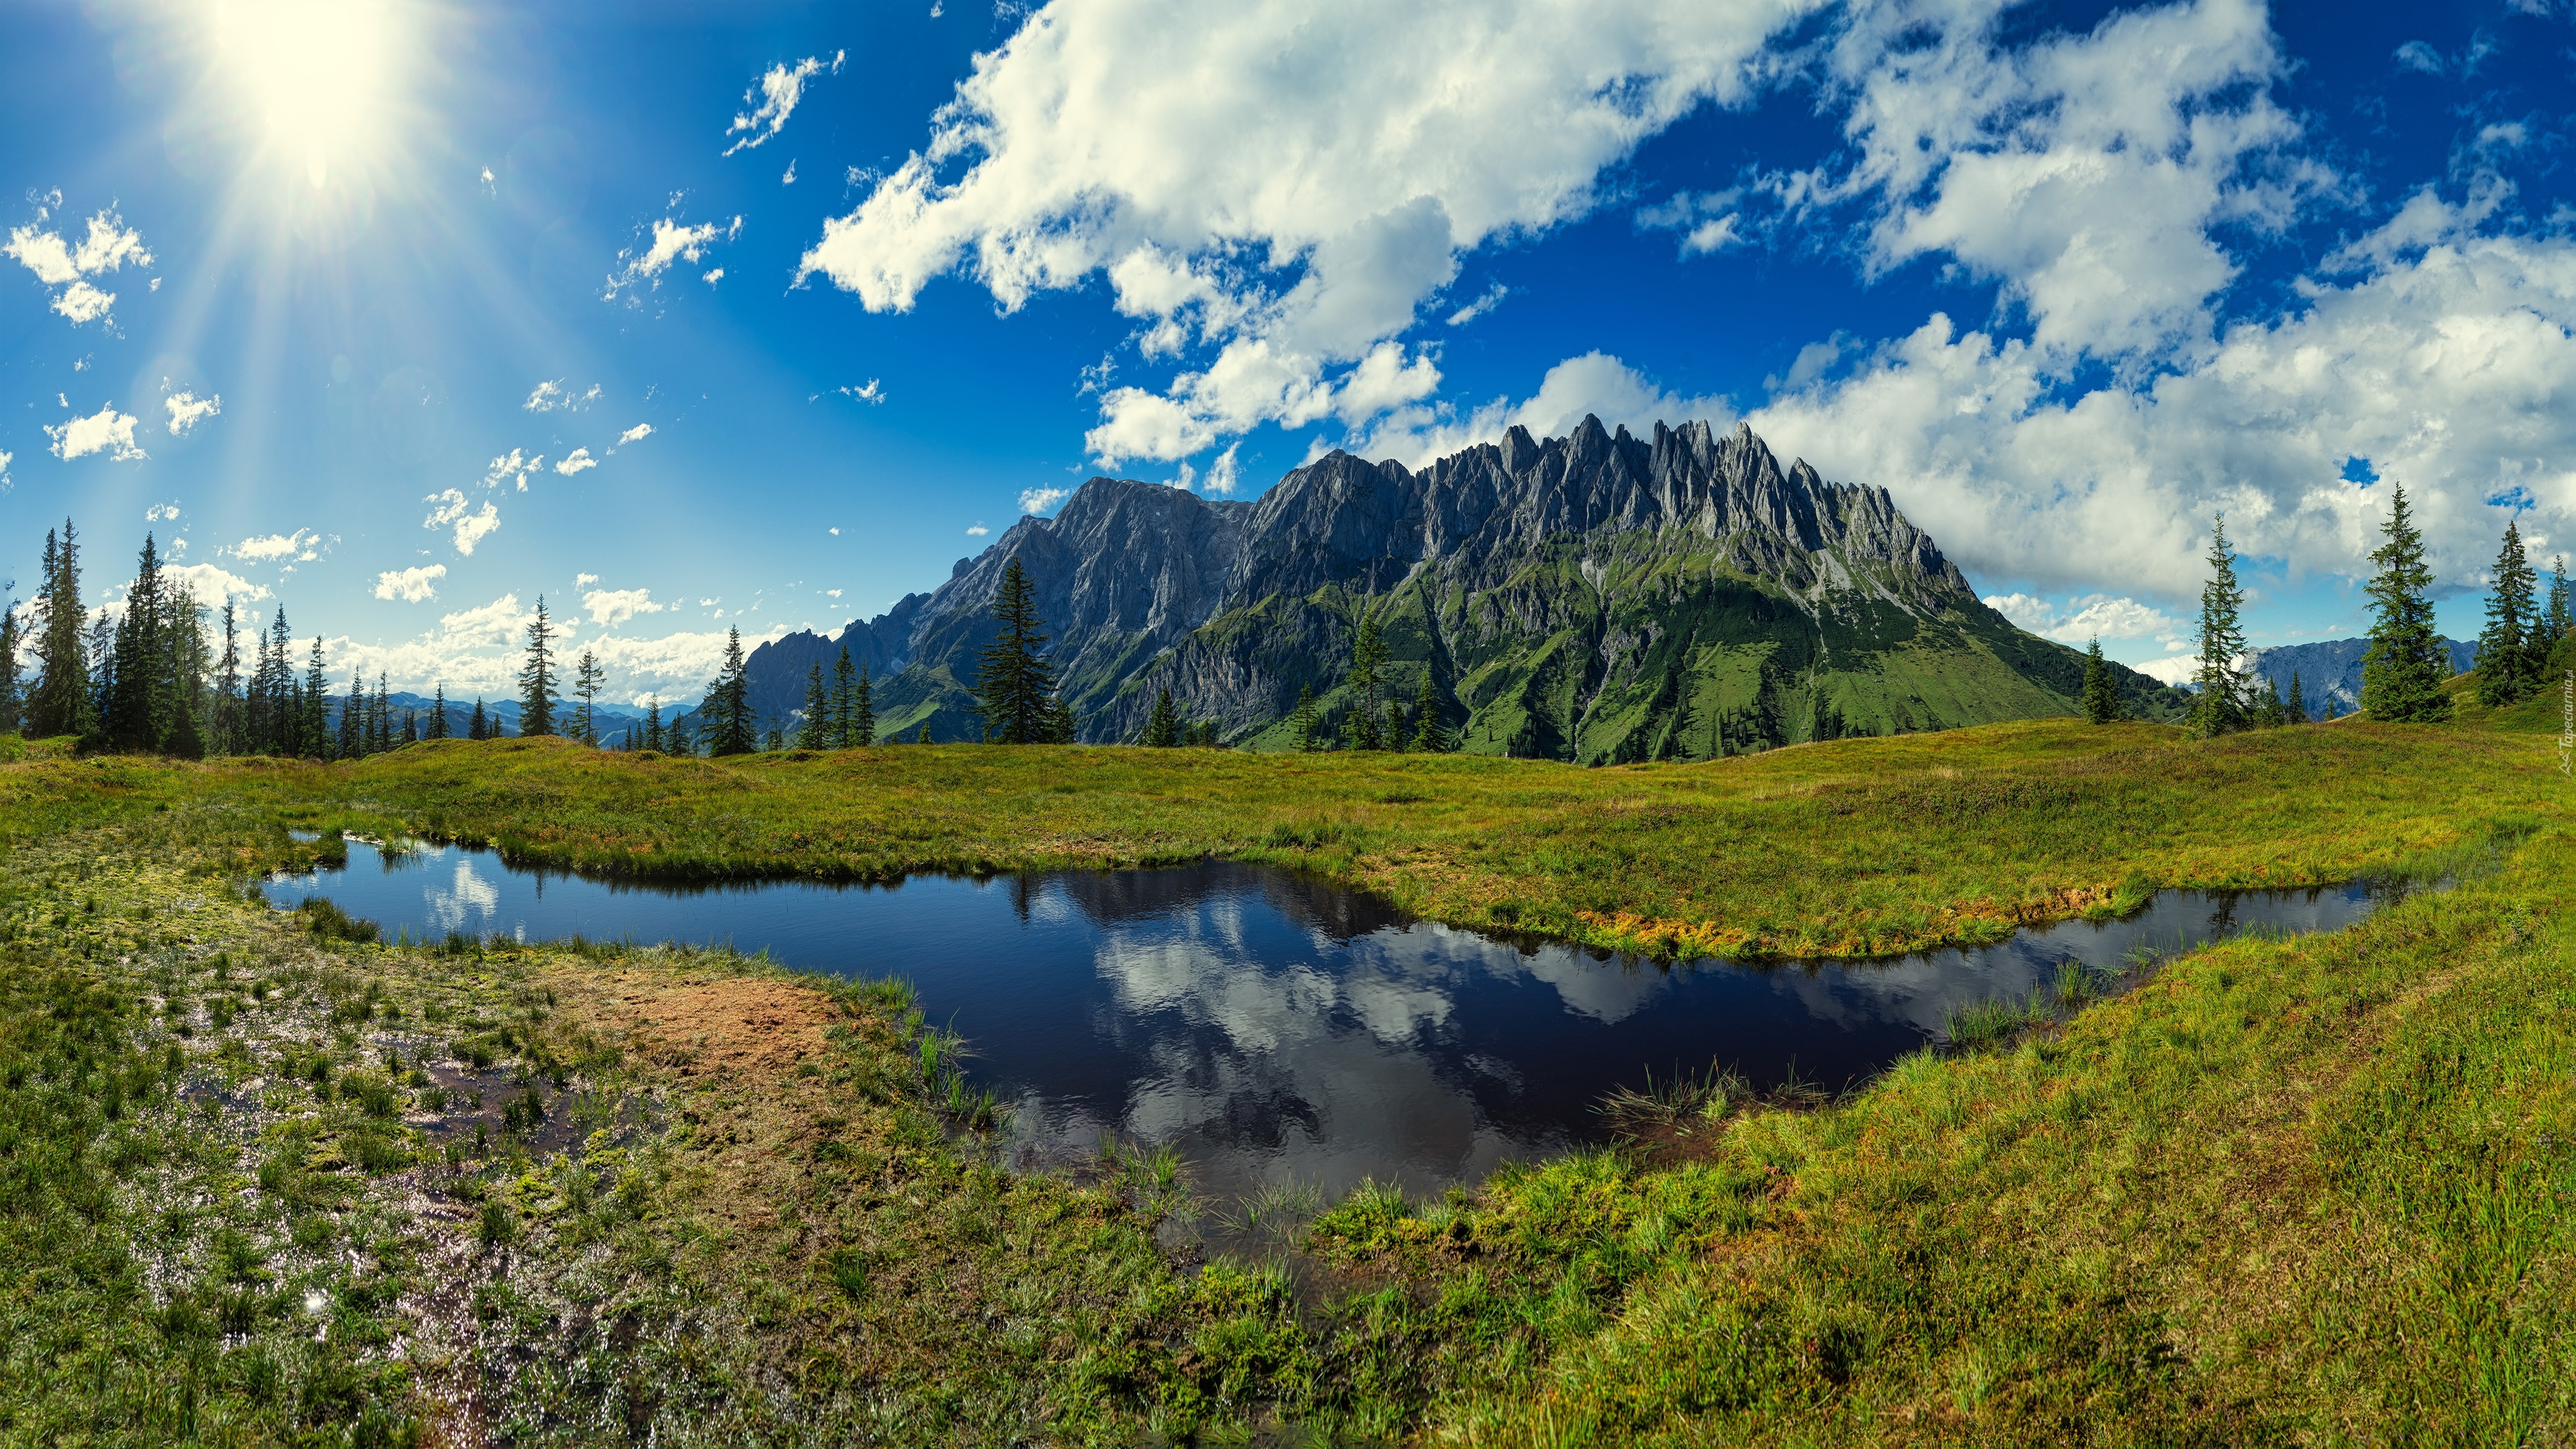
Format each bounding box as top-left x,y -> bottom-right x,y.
523,380 -> 600,411
145,501 -> 180,523
0,449 -> 12,491
722,52 -> 845,156
839,379 -> 885,404
374,564 -> 448,602
166,563 -> 268,604
164,390 -> 220,435
796,0 -> 1816,462
582,587 -> 665,627
1348,350 -> 1733,466
46,402 -> 146,462
484,449 -> 546,490
966,522 -> 989,536
1444,283 -> 1509,326
1981,592 -> 2186,644
230,529 -> 316,563
1635,190 -> 1748,256
576,573 -> 600,586
4,205 -> 151,328
424,490 -> 501,555
605,213 -> 743,302
1201,442 -> 1244,495
1018,486 -> 1069,516
555,448 -> 597,476
616,423 -> 654,446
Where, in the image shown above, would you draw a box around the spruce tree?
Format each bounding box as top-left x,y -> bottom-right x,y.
2080,636 -> 2121,724
104,533 -> 170,751
303,641 -> 331,757
214,598 -> 241,754
2475,519 -> 2539,707
573,648 -> 605,743
708,627 -> 756,756
916,720 -> 932,745
643,697 -> 663,752
1344,610 -> 1387,750
1289,684 -> 1320,751
427,684 -> 450,740
2286,670 -> 2305,724
2360,482 -> 2451,722
85,608 -> 114,750
853,663 -> 875,747
1385,700 -> 1409,753
798,663 -> 829,749
2190,515 -> 2249,737
1045,693 -> 1075,743
971,558 -> 1061,743
2546,555 -> 2573,646
1144,688 -> 1180,747
831,647 -> 860,747
0,594 -> 19,737
470,698 -> 489,741
1410,670 -> 1448,751
338,671 -> 365,757
28,521 -> 93,740
518,596 -> 558,737
2258,674 -> 2286,728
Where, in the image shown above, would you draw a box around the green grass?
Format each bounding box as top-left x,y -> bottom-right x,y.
0,706 -> 2568,1442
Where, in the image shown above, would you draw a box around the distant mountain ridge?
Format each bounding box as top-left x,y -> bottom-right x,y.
2243,638 -> 2478,720
742,417 -> 2188,757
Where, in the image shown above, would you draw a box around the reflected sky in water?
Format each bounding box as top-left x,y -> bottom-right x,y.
269,845 -> 2387,1205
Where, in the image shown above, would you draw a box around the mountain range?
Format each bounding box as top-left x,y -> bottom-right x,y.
2242,638 -> 2478,720
737,417 -> 2188,760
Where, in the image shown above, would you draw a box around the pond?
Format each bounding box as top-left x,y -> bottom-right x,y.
268,841 -> 2395,1208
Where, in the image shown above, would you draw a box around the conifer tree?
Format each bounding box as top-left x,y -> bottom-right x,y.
1144,688 -> 1180,747
2475,519 -> 2539,707
2546,555 -> 2573,645
303,641 -> 331,757
643,697 -> 663,752
28,521 -> 93,740
374,674 -> 394,755
214,598 -> 241,754
86,608 -> 115,749
427,684 -> 450,740
971,558 -> 1061,743
519,596 -> 557,737
338,670 -> 365,758
853,662 -> 875,747
103,533 -> 171,751
470,698 -> 489,741
2361,482 -> 2451,722
1344,610 -> 1387,750
2190,515 -> 2249,737
0,594 -> 19,737
1410,669 -> 1448,752
2258,674 -> 2286,728
830,647 -> 860,747
1289,684 -> 1320,751
708,627 -> 756,756
798,663 -> 829,749
2286,670 -> 2305,724
1045,692 -> 1075,743
1386,700 -> 1409,753
569,649 -> 603,743
916,720 -> 931,745
2080,636 -> 2121,724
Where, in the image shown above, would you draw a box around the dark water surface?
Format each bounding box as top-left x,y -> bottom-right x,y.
268,841 -> 2391,1205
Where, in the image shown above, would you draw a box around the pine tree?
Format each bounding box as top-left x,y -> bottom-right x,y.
2079,637 -> 2121,724
1144,688 -> 1180,747
103,533 -> 172,751
2257,674 -> 2286,727
470,698 -> 489,741
1385,700 -> 1409,753
427,684 -> 450,740
2476,519 -> 2539,707
971,558 -> 1061,744
303,641 -> 330,757
1410,669 -> 1448,752
0,594 -> 19,737
1344,610 -> 1387,750
28,521 -> 93,740
643,697 -> 663,752
2190,515 -> 2249,737
213,598 -> 241,754
1289,684 -> 1320,752
2286,670 -> 2306,724
1045,694 -> 1076,743
916,720 -> 932,745
2361,482 -> 2451,722
573,649 -> 605,743
830,647 -> 860,747
708,627 -> 756,756
2546,555 -> 2573,645
853,663 -> 875,747
338,671 -> 365,758
85,608 -> 114,749
519,596 -> 557,737
798,663 -> 829,749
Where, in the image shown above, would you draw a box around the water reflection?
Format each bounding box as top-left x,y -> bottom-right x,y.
269,845 -> 2393,1207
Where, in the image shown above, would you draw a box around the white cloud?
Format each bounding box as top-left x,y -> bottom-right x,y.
796,0 -> 1817,462
966,522 -> 989,536
826,588 -> 843,598
5,207 -> 151,328
46,403 -> 146,462
1980,592 -> 2186,644
145,500 -> 180,523
582,587 -> 665,627
723,52 -> 845,156
484,449 -> 546,490
1018,486 -> 1069,516
1348,350 -> 1733,466
438,594 -> 533,647
1444,283 -> 1508,326
1636,190 -> 1747,257
605,214 -> 743,301
839,379 -> 886,404
616,423 -> 654,446
424,490 -> 502,555
2131,655 -> 2200,686
166,563 -> 268,604
2392,40 -> 2445,75
231,529 -> 315,563
374,564 -> 447,602
0,449 -> 11,491
164,390 -> 221,435
704,268 -> 724,286
523,380 -> 600,412
1201,442 -> 1244,495
783,160 -> 798,186
555,448 -> 597,476
576,573 -> 599,586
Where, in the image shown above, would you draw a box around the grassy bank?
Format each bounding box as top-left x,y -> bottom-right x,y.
1,712 -> 2568,1442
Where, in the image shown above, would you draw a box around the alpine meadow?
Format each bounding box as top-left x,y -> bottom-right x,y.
4,2 -> 2574,1446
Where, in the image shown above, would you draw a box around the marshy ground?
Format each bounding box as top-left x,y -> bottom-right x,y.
1,689 -> 2569,1443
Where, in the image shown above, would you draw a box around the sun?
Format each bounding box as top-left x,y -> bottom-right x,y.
206,0 -> 411,190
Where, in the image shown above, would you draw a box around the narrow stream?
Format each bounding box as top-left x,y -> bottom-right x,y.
268,841 -> 2397,1208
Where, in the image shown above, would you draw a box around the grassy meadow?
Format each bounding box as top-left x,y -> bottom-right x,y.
0,694 -> 2567,1442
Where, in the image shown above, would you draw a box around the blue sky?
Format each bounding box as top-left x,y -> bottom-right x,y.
3,0 -> 2571,703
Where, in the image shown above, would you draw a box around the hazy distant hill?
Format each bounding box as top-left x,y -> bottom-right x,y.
2244,639 -> 2478,720
739,418 -> 2189,758
327,690 -> 649,742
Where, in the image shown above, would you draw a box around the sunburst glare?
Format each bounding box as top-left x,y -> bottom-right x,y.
206,0 -> 410,190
